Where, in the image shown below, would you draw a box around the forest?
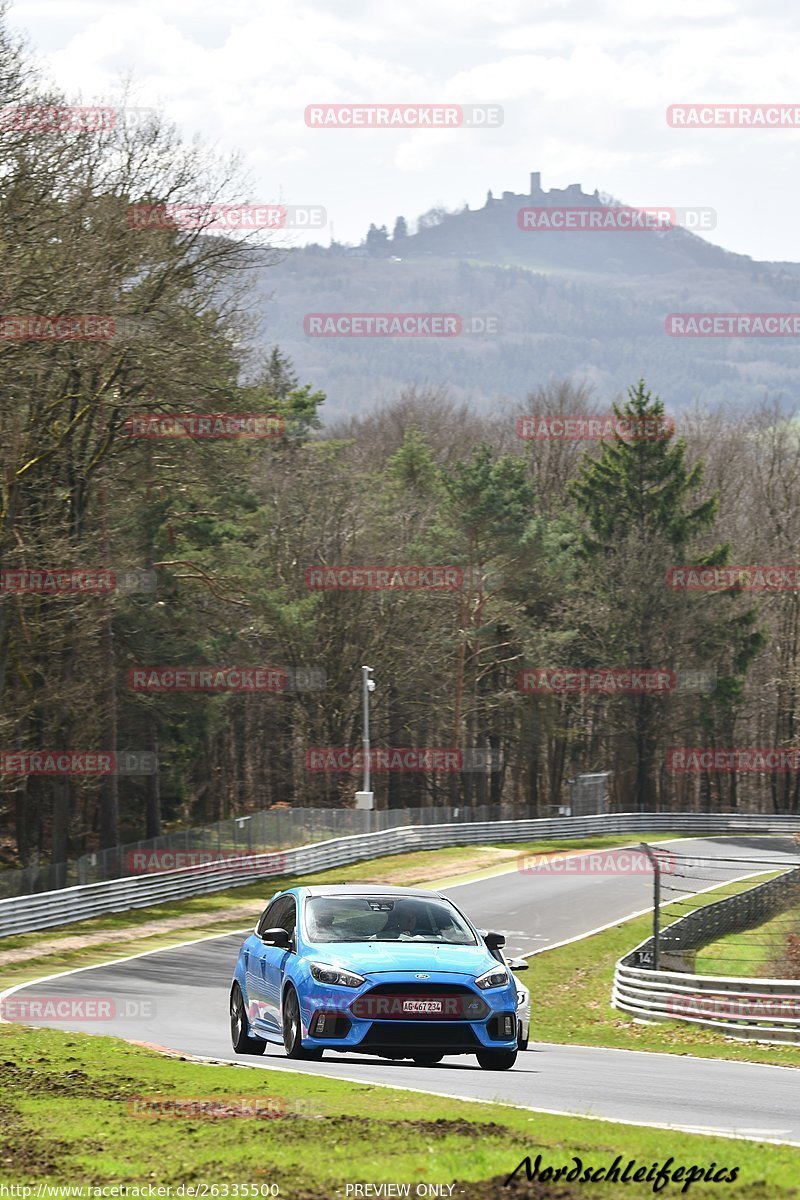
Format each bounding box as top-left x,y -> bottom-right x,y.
2,10 -> 800,876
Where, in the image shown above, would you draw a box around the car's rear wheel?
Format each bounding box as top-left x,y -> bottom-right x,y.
282,985 -> 324,1061
476,1047 -> 517,1071
230,984 -> 266,1055
412,1053 -> 443,1066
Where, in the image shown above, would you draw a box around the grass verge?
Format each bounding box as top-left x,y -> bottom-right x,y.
1,1023 -> 798,1197
695,899 -> 800,979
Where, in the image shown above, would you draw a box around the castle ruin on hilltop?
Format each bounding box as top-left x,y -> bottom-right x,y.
485,172 -> 600,206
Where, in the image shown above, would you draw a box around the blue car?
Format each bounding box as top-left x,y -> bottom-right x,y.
229,884 -> 519,1070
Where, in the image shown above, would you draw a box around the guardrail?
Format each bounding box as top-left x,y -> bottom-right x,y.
2,804 -> 543,898
613,959 -> 800,1044
613,857 -> 800,1044
2,810 -> 800,939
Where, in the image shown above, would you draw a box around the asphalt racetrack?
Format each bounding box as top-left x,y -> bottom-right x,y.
4,837 -> 799,1144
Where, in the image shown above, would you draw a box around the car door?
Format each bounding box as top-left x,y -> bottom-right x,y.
260,895 -> 297,1035
245,899 -> 281,1035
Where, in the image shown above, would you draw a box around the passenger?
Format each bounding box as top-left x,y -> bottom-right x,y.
308,909 -> 336,941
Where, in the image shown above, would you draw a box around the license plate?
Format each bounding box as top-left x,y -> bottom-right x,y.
402,999 -> 442,1014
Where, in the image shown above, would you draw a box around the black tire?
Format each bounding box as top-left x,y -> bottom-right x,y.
230,984 -> 266,1055
517,1022 -> 529,1052
476,1047 -> 517,1071
282,985 -> 324,1061
412,1053 -> 444,1066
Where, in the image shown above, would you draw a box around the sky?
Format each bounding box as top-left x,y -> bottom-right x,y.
6,0 -> 800,261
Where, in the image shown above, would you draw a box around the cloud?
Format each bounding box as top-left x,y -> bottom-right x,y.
6,0 -> 800,260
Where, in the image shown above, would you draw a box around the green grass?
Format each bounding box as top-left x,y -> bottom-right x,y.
530,874 -> 800,1067
0,833 -> 686,988
1,1023 -> 798,1197
695,898 -> 800,979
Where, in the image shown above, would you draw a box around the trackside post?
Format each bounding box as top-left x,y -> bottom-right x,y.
640,842 -> 661,970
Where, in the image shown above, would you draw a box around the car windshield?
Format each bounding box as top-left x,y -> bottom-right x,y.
304,895 -> 477,944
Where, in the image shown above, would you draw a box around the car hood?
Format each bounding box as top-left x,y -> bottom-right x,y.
306,941 -> 497,977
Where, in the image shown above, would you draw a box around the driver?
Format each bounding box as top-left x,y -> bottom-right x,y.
382,903 -> 421,939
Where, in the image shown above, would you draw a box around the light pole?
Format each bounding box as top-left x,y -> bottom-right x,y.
356,665 -> 375,808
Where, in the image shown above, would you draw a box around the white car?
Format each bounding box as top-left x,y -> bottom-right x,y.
478,930 -> 530,1050
506,954 -> 530,1050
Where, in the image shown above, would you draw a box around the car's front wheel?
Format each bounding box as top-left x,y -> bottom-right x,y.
282,985 -> 324,1061
476,1047 -> 517,1071
230,984 -> 266,1055
517,1021 -> 529,1052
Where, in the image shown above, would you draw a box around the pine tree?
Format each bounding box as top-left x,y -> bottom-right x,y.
570,381 -> 719,555
569,381 -> 763,811
262,347 -> 298,401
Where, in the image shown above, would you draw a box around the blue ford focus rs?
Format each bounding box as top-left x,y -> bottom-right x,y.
229,884 -> 519,1070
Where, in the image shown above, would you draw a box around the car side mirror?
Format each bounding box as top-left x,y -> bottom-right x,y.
507,956 -> 529,971
484,931 -> 506,951
260,927 -> 290,948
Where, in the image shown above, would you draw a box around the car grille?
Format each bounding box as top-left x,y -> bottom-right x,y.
352,982 -> 488,1022
358,1022 -> 481,1051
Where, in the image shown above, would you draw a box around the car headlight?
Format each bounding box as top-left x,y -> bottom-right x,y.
309,962 -> 365,988
516,988 -> 526,1009
475,966 -> 510,990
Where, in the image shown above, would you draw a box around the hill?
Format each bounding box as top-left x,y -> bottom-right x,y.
250,172 -> 800,420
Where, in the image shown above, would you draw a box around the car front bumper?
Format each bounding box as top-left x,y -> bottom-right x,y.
296,970 -> 518,1054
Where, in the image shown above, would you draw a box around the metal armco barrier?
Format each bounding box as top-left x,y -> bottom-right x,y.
3,804 -> 536,898
613,959 -> 800,1044
2,811 -> 800,938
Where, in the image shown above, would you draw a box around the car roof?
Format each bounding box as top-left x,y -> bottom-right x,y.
299,884 -> 444,899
